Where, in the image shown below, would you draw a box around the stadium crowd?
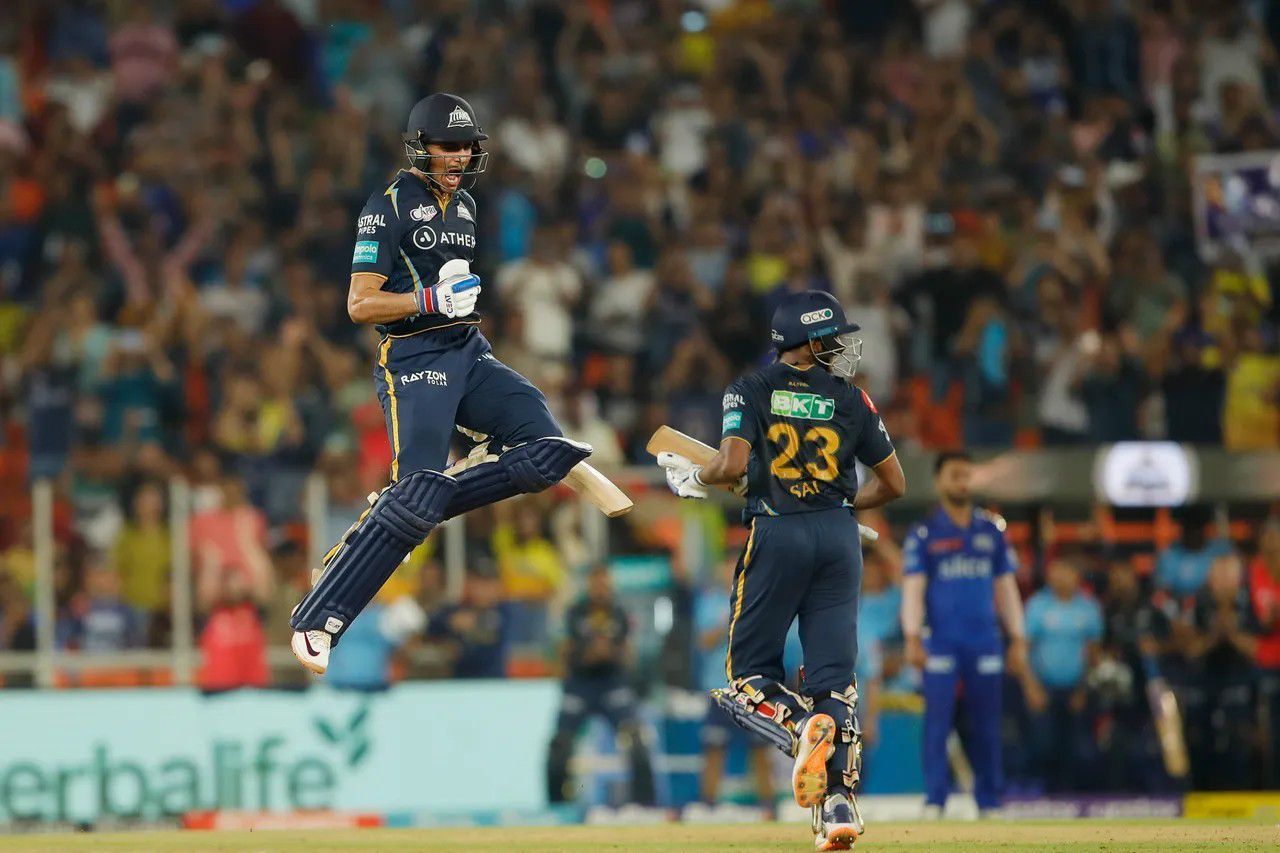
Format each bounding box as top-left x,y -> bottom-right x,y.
0,0 -> 1279,795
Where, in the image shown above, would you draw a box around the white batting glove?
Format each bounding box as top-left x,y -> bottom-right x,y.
657,451 -> 707,499
859,524 -> 879,544
417,272 -> 481,318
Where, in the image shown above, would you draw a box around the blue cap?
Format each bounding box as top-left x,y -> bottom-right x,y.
769,291 -> 859,351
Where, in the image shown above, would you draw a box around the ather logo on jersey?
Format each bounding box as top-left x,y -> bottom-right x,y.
770,390 -> 835,420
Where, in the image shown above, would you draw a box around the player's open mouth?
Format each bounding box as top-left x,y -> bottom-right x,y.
442,168 -> 463,186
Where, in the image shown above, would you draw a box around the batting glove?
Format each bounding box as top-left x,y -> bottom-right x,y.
657,451 -> 707,499
416,272 -> 481,318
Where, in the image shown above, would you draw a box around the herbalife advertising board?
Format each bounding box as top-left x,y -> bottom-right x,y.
0,681 -> 559,823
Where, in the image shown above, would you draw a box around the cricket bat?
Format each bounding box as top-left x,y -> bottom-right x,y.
1142,655 -> 1190,778
646,425 -> 879,542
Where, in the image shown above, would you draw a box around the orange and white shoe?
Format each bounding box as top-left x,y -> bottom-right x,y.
291,630 -> 331,675
792,713 -> 836,808
813,793 -> 862,850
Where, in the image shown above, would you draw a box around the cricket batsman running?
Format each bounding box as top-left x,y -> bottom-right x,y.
290,93 -> 590,673
658,291 -> 906,850
900,451 -> 1028,817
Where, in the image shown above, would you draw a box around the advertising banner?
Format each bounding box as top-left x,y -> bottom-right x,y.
0,681 -> 560,823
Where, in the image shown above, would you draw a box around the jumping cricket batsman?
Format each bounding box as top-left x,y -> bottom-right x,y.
290,93 -> 591,673
900,451 -> 1028,817
657,291 -> 906,851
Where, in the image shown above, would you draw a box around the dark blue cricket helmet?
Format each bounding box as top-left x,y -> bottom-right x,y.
770,291 -> 863,378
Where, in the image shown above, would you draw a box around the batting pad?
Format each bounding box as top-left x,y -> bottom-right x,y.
291,469 -> 458,643
443,436 -> 591,519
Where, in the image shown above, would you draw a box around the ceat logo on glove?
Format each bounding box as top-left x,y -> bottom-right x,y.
801,308 -> 834,324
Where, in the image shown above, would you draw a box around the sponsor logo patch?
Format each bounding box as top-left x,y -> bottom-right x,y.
801,308 -> 834,325
410,204 -> 437,222
400,370 -> 448,387
352,241 -> 379,264
411,226 -> 437,250
769,390 -> 835,420
723,411 -> 743,432
447,106 -> 473,128
722,392 -> 745,411
324,617 -> 344,633
456,204 -> 474,223
771,330 -> 784,342
357,213 -> 386,235
972,533 -> 994,552
439,231 -> 475,248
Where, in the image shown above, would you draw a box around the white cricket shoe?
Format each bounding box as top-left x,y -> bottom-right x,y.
814,793 -> 861,850
291,630 -> 331,675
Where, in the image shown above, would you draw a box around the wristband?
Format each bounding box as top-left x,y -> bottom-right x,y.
415,284 -> 434,315
692,468 -> 707,487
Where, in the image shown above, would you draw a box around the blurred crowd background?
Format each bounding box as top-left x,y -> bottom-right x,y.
1,0 -> 1280,802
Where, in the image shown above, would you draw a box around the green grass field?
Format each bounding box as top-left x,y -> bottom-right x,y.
0,821 -> 1274,852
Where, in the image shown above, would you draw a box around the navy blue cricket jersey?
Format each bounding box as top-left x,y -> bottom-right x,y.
720,361 -> 895,518
350,169 -> 480,337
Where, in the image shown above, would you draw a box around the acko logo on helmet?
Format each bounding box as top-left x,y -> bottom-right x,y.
447,107 -> 473,128
801,308 -> 834,324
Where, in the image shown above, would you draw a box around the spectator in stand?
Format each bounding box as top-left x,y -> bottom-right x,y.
58,558 -> 146,653
696,556 -> 774,810
1155,508 -> 1234,602
428,564 -> 509,680
109,480 -> 170,646
191,472 -> 272,605
1022,558 -> 1104,792
1249,520 -> 1280,786
1099,557 -> 1172,791
0,566 -> 33,641
491,501 -> 566,657
855,544 -> 905,748
1186,553 -> 1259,789
328,586 -> 425,692
195,562 -> 271,693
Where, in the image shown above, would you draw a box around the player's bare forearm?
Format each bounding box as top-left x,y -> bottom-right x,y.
347,272 -> 419,325
852,452 -> 906,510
901,573 -> 926,640
994,573 -> 1026,641
697,437 -> 750,485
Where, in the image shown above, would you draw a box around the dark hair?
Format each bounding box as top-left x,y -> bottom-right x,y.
933,450 -> 972,476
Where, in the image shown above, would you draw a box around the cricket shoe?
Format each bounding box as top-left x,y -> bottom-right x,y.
792,713 -> 836,808
813,792 -> 861,850
291,630 -> 331,675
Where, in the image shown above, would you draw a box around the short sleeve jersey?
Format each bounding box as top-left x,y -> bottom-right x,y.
720,361 -> 894,517
350,170 -> 480,336
902,507 -> 1017,646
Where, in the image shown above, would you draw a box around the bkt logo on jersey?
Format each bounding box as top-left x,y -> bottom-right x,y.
937,555 -> 992,580
801,308 -> 834,325
358,213 -> 386,235
400,370 -> 447,387
723,392 -> 745,411
770,390 -> 835,420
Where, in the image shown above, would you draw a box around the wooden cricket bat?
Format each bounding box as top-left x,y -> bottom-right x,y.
1142,655 -> 1190,778
646,425 -> 879,542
